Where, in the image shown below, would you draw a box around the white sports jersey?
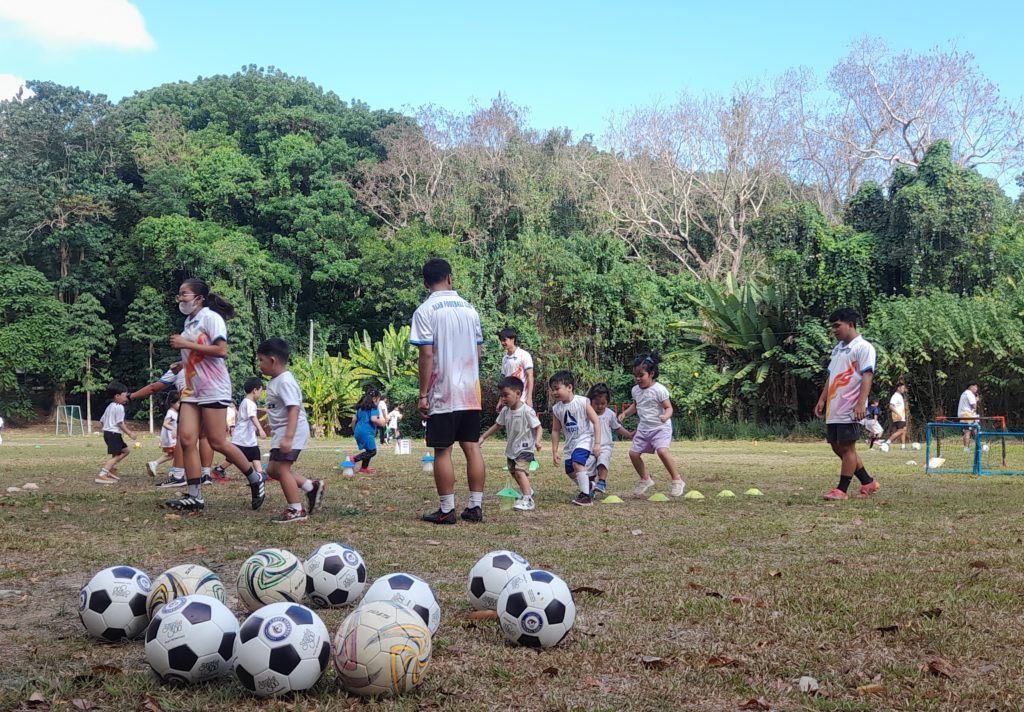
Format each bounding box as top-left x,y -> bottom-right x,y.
265,371 -> 310,450
889,392 -> 906,421
958,389 -> 978,418
409,290 -> 483,414
179,307 -> 233,404
595,409 -> 623,452
160,409 -> 178,448
501,347 -> 534,386
552,395 -> 594,456
232,397 -> 259,447
632,382 -> 672,432
825,335 -> 876,424
496,403 -> 541,459
101,403 -> 124,433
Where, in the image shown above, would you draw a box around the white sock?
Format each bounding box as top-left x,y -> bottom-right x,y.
288,502 -> 303,512
99,468 -> 110,476
576,471 -> 590,494
169,467 -> 183,478
300,479 -> 313,493
201,467 -> 211,477
439,494 -> 455,512
468,491 -> 483,508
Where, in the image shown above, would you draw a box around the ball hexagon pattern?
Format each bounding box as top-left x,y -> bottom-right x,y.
496,569 -> 576,648
234,602 -> 331,697
236,548 -> 306,612
144,594 -> 239,684
361,573 -> 441,635
466,550 -> 531,610
304,542 -> 367,608
146,564 -> 226,619
79,566 -> 151,642
333,600 -> 432,697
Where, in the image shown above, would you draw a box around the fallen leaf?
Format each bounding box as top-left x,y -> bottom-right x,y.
142,695 -> 165,712
706,655 -> 738,668
71,699 -> 93,711
27,691 -> 47,707
876,624 -> 900,634
705,590 -> 723,599
638,654 -> 671,670
542,666 -> 559,677
768,570 -> 782,578
425,540 -> 442,546
687,582 -> 706,591
798,675 -> 819,694
464,610 -> 498,621
928,658 -> 956,678
630,529 -> 643,536
738,697 -> 770,710
570,585 -> 605,596
163,513 -> 181,521
857,683 -> 885,695
968,560 -> 988,569
90,664 -> 122,675
918,607 -> 943,619
731,595 -> 752,605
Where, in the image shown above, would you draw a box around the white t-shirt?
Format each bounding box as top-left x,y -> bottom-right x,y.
889,392 -> 906,421
377,399 -> 389,424
179,307 -> 233,404
552,395 -> 594,456
232,398 -> 259,447
265,371 -> 310,450
501,347 -> 534,387
632,382 -> 672,432
387,411 -> 402,429
409,290 -> 483,415
595,409 -> 623,452
825,335 -> 877,424
158,368 -> 178,387
496,403 -> 541,459
160,409 -> 178,448
958,389 -> 978,418
101,403 -> 125,433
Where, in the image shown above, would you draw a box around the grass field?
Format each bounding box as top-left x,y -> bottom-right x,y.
2,430 -> 1023,712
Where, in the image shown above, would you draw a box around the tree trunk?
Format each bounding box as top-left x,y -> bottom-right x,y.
85,356 -> 93,435
148,341 -> 155,433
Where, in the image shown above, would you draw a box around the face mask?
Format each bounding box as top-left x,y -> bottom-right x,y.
178,299 -> 195,315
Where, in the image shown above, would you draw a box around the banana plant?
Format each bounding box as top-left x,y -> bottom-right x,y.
291,354 -> 361,437
346,324 -> 418,391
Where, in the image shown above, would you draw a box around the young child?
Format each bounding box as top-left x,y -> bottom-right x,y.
213,377 -> 267,481
549,370 -> 601,506
619,355 -> 685,497
498,327 -> 535,408
386,406 -> 403,444
863,397 -> 884,449
351,389 -> 385,474
586,383 -> 634,494
257,337 -> 325,523
147,393 -> 180,477
481,376 -> 543,511
96,382 -> 136,485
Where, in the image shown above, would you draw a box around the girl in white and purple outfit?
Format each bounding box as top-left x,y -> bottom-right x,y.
619,354 -> 685,498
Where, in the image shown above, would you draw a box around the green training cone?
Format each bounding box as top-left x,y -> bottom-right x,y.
529,460 -> 540,471
744,488 -> 764,496
718,489 -> 736,498
602,495 -> 624,503
496,487 -> 521,498
684,490 -> 705,499
647,493 -> 670,502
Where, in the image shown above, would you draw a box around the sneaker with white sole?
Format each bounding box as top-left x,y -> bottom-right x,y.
634,477 -> 656,496
249,478 -> 266,511
146,461 -> 158,478
271,507 -> 307,523
513,495 -> 536,511
670,479 -> 686,497
95,473 -> 117,485
156,476 -> 186,488
162,496 -> 205,512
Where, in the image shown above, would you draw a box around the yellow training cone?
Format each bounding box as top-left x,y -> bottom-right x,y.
602,495 -> 624,504
684,490 -> 705,500
647,493 -> 670,502
718,489 -> 736,498
744,488 -> 764,496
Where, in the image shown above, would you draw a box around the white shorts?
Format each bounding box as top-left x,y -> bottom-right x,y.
861,419 -> 883,436
587,448 -> 613,476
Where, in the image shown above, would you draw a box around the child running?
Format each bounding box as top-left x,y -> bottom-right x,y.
351,389 -> 385,474
620,355 -> 685,497
96,382 -> 136,484
386,406 -> 403,444
213,377 -> 267,481
586,383 -> 634,494
863,397 -> 884,449
257,337 -> 324,522
481,376 -> 542,511
147,393 -> 180,477
549,370 -> 601,506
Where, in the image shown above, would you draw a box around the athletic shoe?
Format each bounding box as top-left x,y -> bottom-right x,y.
162,496 -> 205,512
670,479 -> 686,497
633,477 -> 655,496
200,473 -> 213,485
156,476 -> 186,488
572,492 -> 593,506
823,489 -> 849,501
146,461 -> 158,478
513,495 -> 536,511
594,479 -> 607,493
306,480 -> 325,515
107,472 -> 120,481
271,507 -> 308,523
95,474 -> 117,485
858,480 -> 881,497
211,466 -> 229,482
358,467 -> 377,474
460,506 -> 484,522
249,478 -> 266,511
422,508 -> 457,525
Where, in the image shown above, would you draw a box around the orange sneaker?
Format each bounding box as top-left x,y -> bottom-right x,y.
858,480 -> 881,496
823,489 -> 849,501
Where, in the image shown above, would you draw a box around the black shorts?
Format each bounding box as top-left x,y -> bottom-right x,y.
103,432 -> 128,455
891,420 -> 907,429
236,445 -> 261,462
269,448 -> 301,463
826,423 -> 862,444
426,410 -> 481,449
180,401 -> 231,409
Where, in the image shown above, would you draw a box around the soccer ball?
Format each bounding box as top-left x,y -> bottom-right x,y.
145,595 -> 238,684
879,443 -> 890,453
361,573 -> 441,634
234,602 -> 331,697
467,550 -> 531,610
333,600 -> 432,697
912,442 -> 921,450
79,566 -> 151,642
237,548 -> 305,611
304,543 -> 367,608
983,443 -> 991,452
147,564 -> 226,619
496,570 -> 576,648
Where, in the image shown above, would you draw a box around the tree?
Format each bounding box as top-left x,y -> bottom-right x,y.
124,287 -> 174,432
346,324 -> 419,406
66,294 -> 115,432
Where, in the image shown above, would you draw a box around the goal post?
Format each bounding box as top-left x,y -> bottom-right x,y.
55,405 -> 85,436
925,416 -> 1021,476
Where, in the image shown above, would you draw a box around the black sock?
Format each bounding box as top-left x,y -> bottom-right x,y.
243,467 -> 260,484
854,467 -> 873,485
837,476 -> 853,493
362,452 -> 375,468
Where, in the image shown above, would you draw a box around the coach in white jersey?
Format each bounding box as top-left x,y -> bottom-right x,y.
410,259 -> 487,525
958,381 -> 981,448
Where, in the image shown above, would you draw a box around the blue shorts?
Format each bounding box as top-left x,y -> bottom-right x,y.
564,448 -> 591,475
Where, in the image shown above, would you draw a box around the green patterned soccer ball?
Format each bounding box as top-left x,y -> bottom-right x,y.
147,564 -> 226,619
237,549 -> 305,612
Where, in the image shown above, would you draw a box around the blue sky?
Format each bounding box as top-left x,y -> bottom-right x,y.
1,0 -> 1022,142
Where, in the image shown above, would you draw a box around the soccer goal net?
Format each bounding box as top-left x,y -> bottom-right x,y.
925,417 -> 1024,476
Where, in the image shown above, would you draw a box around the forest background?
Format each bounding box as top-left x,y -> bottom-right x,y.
2,39 -> 1024,438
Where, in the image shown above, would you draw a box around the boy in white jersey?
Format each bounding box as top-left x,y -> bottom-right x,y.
96,382 -> 136,484
497,327 -> 535,409
549,370 -> 601,506
958,381 -> 981,449
256,338 -> 324,523
213,377 -> 267,481
147,393 -> 180,477
815,308 -> 880,500
481,377 -> 543,511
586,383 -> 634,494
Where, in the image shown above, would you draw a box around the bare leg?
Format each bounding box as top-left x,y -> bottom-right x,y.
460,440 -> 486,493
656,447 -> 682,481
629,450 -> 648,480
268,461 -> 302,505
200,409 -> 254,473
432,446 -> 456,496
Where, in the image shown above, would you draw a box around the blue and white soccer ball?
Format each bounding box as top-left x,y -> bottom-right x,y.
467,550 -> 531,610
496,570 -> 576,648
361,573 -> 441,634
145,595 -> 239,684
304,543 -> 367,608
234,602 -> 331,697
79,566 -> 151,642
147,564 -> 226,619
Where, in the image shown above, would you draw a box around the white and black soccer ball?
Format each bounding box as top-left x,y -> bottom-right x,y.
79,566 -> 151,642
497,570 -> 575,648
333,600 -> 432,697
361,573 -> 441,634
145,595 -> 238,684
879,442 -> 890,453
304,543 -> 367,608
234,602 -> 331,697
236,548 -> 305,612
467,550 -> 531,610
912,442 -> 921,450
147,564 -> 226,619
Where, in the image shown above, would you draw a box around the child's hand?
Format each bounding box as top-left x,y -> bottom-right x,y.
591,444 -> 600,457
814,398 -> 826,418
169,335 -> 191,349
626,430 -> 635,440
659,413 -> 670,422
534,440 -> 542,452
279,437 -> 293,455
551,452 -> 559,466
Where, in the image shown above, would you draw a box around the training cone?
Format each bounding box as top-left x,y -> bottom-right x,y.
602,495 -> 624,504
718,489 -> 736,498
529,460 -> 540,472
496,487 -> 522,498
684,490 -> 705,500
744,488 -> 764,496
647,492 -> 670,502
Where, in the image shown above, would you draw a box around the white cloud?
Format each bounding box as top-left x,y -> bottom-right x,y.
0,0 -> 155,51
0,74 -> 33,101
